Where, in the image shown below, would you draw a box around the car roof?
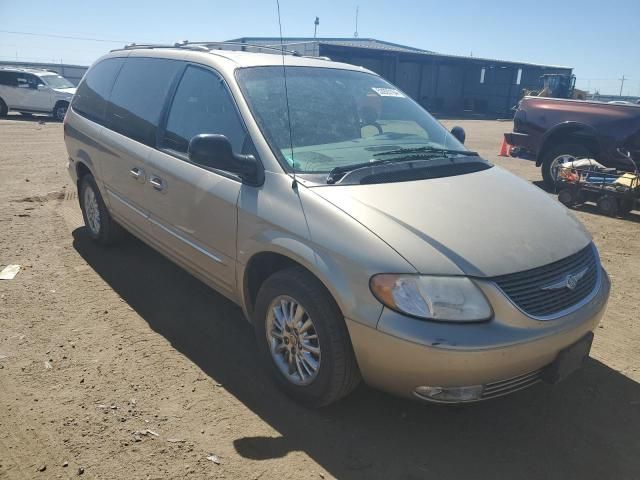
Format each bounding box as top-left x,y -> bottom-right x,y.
106,45 -> 376,75
0,66 -> 59,76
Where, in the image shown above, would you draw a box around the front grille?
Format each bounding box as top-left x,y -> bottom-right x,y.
492,244 -> 598,318
481,369 -> 543,399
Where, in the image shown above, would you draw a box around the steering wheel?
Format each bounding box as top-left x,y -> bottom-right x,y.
361,120 -> 383,135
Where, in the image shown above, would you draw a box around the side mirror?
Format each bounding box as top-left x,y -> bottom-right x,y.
188,134 -> 262,185
450,126 -> 466,144
37,84 -> 47,90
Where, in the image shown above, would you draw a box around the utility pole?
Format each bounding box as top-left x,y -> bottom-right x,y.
354,6 -> 359,38
314,16 -> 319,38
619,74 -> 626,96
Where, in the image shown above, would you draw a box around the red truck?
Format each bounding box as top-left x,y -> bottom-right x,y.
505,97 -> 640,189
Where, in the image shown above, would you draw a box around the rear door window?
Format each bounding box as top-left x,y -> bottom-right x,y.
72,57 -> 124,124
106,57 -> 182,146
161,65 -> 247,156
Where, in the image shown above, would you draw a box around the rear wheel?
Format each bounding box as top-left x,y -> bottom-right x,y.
0,98 -> 7,117
79,174 -> 124,245
541,143 -> 592,190
254,267 -> 360,407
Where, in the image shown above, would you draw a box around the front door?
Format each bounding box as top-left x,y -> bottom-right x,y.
144,65 -> 251,296
15,73 -> 52,111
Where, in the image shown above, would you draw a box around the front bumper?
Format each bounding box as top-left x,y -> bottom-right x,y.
346,269 -> 610,401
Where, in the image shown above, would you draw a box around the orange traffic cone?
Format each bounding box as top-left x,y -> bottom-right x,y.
498,138 -> 511,157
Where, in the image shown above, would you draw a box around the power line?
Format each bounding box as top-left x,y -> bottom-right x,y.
0,29 -> 135,44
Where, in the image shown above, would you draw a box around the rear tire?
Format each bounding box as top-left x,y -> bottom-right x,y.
541,143 -> 592,190
0,98 -> 7,117
79,174 -> 124,245
254,267 -> 361,407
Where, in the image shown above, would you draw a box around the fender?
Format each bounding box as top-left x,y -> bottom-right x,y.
536,121 -> 601,166
236,227 -> 391,330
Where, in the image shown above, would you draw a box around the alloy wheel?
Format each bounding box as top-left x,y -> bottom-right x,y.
83,186 -> 101,235
265,295 -> 321,386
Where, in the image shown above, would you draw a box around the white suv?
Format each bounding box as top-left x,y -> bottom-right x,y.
0,67 -> 76,121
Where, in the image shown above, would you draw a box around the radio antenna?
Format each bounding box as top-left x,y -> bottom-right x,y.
276,0 -> 297,188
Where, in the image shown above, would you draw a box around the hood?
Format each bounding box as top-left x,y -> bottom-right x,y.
310,167 -> 592,277
53,87 -> 76,96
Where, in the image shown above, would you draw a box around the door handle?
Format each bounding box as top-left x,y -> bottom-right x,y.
149,176 -> 165,191
129,167 -> 145,180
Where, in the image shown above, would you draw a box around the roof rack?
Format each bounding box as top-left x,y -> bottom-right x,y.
115,40 -> 301,57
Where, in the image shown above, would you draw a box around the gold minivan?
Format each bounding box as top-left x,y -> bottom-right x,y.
65,43 -> 610,406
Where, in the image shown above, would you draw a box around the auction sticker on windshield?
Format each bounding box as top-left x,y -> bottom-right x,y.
371,87 -> 405,97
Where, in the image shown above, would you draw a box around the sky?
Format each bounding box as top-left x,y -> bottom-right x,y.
1,0 -> 639,96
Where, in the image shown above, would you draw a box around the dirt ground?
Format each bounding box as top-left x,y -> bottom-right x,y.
0,115 -> 639,480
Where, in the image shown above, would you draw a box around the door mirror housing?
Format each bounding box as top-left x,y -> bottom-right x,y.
450,126 -> 466,144
37,84 -> 47,90
188,134 -> 263,185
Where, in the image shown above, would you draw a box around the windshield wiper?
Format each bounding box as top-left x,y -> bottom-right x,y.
373,146 -> 478,157
326,159 -> 399,184
326,148 -> 480,184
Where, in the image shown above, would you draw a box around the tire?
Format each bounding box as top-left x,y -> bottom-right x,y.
557,188 -> 576,207
618,198 -> 634,216
254,267 -> 361,407
0,98 -> 7,117
541,143 -> 592,190
53,102 -> 68,122
79,174 -> 124,245
597,195 -> 618,217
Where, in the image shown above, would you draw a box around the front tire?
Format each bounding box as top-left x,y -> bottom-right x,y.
53,102 -> 68,122
541,143 -> 591,190
254,267 -> 361,407
79,174 -> 124,245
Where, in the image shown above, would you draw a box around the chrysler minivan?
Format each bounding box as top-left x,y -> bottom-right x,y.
64,44 -> 610,406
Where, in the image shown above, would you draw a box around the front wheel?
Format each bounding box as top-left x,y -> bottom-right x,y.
53,102 -> 68,122
79,174 -> 124,245
254,267 -> 361,407
541,143 -> 591,190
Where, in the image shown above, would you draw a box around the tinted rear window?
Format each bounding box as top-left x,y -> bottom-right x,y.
106,57 -> 182,146
72,58 -> 124,124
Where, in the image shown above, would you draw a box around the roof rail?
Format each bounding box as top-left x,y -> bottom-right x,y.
113,40 -> 301,57
190,41 -> 301,56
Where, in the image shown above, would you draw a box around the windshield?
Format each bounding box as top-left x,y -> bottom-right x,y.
41,74 -> 74,89
236,66 -> 469,174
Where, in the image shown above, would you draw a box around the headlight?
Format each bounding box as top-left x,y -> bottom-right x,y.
370,274 -> 492,322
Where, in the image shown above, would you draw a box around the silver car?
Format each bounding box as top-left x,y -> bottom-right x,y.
64,44 -> 610,406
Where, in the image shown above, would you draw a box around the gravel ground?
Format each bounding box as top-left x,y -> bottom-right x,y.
0,114 -> 639,479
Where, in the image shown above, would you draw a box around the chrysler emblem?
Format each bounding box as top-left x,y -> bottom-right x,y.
541,267 -> 589,291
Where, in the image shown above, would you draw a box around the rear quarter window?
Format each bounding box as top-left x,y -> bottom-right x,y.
72,58 -> 124,124
105,57 -> 182,146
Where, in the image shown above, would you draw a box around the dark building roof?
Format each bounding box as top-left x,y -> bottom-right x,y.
226,37 -> 435,54
226,36 -> 570,70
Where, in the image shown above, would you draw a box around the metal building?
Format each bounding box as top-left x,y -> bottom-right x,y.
221,37 -> 573,116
